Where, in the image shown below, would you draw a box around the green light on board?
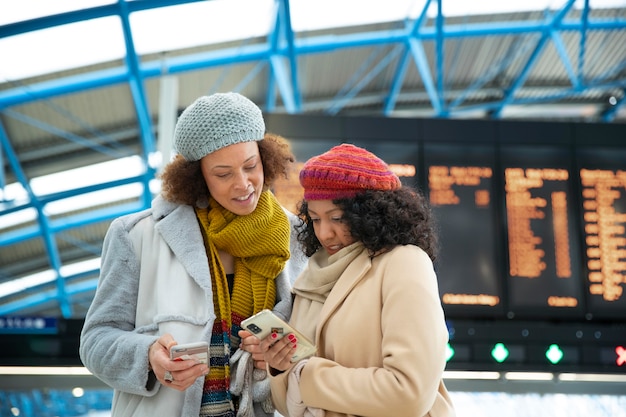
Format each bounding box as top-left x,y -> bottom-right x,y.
491,343 -> 509,363
546,344 -> 564,364
446,343 -> 455,362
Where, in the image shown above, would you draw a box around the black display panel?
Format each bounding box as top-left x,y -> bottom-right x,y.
576,147 -> 626,318
424,143 -> 503,317
266,114 -> 626,325
500,145 -> 584,318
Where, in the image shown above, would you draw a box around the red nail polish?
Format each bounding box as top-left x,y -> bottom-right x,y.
271,332 -> 278,339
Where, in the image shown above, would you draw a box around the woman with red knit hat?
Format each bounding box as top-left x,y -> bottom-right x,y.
259,143 -> 456,417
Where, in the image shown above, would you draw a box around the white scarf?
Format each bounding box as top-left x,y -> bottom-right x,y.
291,242 -> 366,342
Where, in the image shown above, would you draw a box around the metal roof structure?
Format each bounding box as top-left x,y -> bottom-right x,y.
1,0 -> 625,318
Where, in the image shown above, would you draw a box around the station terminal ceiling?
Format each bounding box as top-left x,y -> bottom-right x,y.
1,0 -> 625,317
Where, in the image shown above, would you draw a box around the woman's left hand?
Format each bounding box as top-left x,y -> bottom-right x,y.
238,330 -> 267,369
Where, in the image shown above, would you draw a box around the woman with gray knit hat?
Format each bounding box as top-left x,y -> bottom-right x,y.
258,144 -> 456,417
80,92 -> 307,417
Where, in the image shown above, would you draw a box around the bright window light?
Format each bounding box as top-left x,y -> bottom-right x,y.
0,257 -> 101,299
0,16 -> 125,80
0,0 -> 621,82
43,183 -> 145,216
130,0 -> 275,55
30,156 -> 146,196
0,0 -> 114,25
0,207 -> 37,230
0,269 -> 56,298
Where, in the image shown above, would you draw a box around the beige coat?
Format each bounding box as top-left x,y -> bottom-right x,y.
270,245 -> 455,417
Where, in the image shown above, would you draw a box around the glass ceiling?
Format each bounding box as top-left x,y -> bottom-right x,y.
1,0 -> 622,81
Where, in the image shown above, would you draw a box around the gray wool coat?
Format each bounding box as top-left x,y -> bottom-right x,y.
79,194 -> 307,417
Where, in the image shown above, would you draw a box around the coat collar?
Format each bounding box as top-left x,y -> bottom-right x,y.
151,195 -> 212,290
316,248 -> 372,339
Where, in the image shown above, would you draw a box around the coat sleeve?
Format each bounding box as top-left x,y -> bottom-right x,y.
298,246 -> 450,417
269,365 -> 291,417
79,215 -> 160,395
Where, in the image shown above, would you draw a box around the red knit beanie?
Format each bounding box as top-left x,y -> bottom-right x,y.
299,143 -> 401,200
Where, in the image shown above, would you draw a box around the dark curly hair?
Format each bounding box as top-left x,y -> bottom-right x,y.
159,133 -> 295,206
296,187 -> 439,262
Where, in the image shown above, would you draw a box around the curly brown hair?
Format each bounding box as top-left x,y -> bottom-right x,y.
160,133 -> 295,206
296,187 -> 439,262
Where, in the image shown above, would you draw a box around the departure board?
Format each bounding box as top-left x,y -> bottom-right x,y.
501,145 -> 584,317
577,147 -> 626,318
425,143 -> 503,316
265,115 -> 626,324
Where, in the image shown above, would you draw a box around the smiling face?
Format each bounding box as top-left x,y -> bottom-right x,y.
200,141 -> 264,216
306,199 -> 356,256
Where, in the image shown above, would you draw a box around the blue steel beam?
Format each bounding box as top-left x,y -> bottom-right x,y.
491,0 -> 577,118
117,0 -> 156,208
265,0 -> 281,111
0,121 -> 72,317
0,276 -> 100,316
278,0 -> 301,110
448,36 -> 536,109
435,0 -> 445,115
1,18 -> 624,109
326,46 -> 403,115
408,37 -> 442,114
0,0 -> 207,38
384,0 -> 433,114
267,0 -> 299,113
450,78 -> 626,115
0,175 -> 149,246
579,0 -> 590,85
550,32 -> 580,88
3,109 -> 130,159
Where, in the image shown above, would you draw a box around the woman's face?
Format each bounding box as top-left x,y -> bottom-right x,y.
306,199 -> 355,256
200,141 -> 264,216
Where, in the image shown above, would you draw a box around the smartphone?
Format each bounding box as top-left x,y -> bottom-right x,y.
241,309 -> 317,362
170,341 -> 209,364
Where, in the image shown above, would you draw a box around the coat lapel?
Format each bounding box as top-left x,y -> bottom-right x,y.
153,197 -> 212,290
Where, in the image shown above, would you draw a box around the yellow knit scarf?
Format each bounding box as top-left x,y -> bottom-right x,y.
195,190 -> 291,415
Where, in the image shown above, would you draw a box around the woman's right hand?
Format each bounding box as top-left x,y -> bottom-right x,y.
149,333 -> 209,391
258,331 -> 298,373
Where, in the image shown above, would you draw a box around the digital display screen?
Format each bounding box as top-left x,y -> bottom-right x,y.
577,147 -> 626,318
266,116 -> 626,324
500,145 -> 583,317
424,143 -> 503,316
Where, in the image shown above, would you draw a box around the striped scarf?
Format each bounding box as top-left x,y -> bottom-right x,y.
195,190 -> 291,416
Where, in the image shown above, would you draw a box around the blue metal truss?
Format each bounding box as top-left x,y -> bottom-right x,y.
1,0 -> 625,317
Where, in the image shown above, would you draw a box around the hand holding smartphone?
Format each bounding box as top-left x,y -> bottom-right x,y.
169,341 -> 209,364
241,309 -> 316,362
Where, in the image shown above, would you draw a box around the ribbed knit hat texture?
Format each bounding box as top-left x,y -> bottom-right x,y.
174,92 -> 265,161
299,143 -> 401,200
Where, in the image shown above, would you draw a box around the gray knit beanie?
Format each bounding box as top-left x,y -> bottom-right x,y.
174,92 -> 266,161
